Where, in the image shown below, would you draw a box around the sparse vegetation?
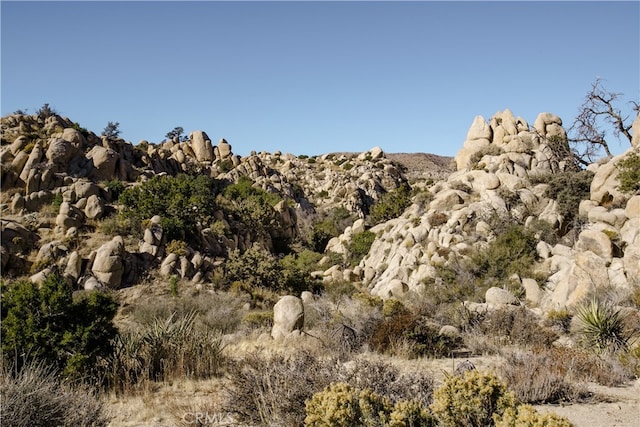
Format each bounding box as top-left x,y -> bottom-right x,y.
368,183 -> 412,225
616,150 -> 640,194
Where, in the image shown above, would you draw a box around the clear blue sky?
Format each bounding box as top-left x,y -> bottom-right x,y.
2,1 -> 638,157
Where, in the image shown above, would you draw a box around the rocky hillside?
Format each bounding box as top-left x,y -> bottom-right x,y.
1,108 -> 639,316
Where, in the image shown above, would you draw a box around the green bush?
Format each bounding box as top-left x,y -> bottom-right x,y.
430,370 -> 515,427
348,230 -> 376,266
225,244 -> 282,291
494,404 -> 574,427
103,179 -> 125,201
368,184 -> 412,225
304,382 -> 392,427
309,207 -> 354,253
1,274 -> 117,381
388,400 -> 436,427
616,151 -> 640,194
539,170 -> 593,233
469,224 -> 537,283
119,173 -> 220,242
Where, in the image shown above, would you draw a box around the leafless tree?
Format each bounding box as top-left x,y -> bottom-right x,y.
569,78 -> 638,166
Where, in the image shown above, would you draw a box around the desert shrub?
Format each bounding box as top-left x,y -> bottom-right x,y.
341,359 -> 434,408
224,351 -> 341,426
280,249 -> 324,294
538,170 -> 593,233
500,349 -> 583,404
304,382 -> 392,427
107,311 -> 226,392
0,361 -> 110,427
616,150 -> 640,194
469,144 -> 504,167
545,308 -> 573,334
474,306 -> 558,349
103,179 -> 125,201
309,207 -> 354,252
348,230 -> 376,266
575,298 -> 633,354
119,173 -> 220,242
225,244 -> 281,290
370,313 -> 463,358
166,239 -> 188,256
220,177 -> 283,241
1,274 -> 117,381
130,292 -> 247,334
494,404 -> 574,427
382,298 -> 408,318
241,310 -> 273,329
97,214 -> 142,238
468,224 -> 538,283
51,192 -> 63,209
388,400 -> 436,427
36,102 -> 57,120
368,183 -> 412,225
430,370 -> 515,427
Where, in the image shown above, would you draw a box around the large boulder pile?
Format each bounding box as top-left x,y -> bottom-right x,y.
346,110 -> 639,313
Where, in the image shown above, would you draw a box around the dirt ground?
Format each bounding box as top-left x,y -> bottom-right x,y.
104,354 -> 640,426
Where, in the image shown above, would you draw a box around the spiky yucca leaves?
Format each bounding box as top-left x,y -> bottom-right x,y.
575,299 -> 631,354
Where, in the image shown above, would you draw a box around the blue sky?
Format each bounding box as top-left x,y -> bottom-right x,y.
2,1 -> 638,157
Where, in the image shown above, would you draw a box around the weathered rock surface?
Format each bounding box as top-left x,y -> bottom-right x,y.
271,295 -> 304,340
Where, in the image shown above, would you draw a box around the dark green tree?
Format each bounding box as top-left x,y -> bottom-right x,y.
1,273 -> 118,380
102,121 -> 121,138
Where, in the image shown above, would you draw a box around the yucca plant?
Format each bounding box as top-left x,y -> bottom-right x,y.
575,299 -> 630,354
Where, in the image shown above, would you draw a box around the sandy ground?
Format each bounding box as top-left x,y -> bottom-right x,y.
534,379 -> 640,427
105,355 -> 640,427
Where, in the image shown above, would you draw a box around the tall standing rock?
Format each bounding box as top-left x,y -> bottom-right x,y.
190,131 -> 214,162
271,295 -> 304,340
91,236 -> 125,287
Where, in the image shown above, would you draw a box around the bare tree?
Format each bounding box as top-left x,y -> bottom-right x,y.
569,78 -> 639,166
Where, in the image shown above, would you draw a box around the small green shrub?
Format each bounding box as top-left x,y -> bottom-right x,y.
304,382 -> 392,427
169,275 -> 179,297
388,400 -> 436,427
616,151 -> 640,194
51,192 -> 63,210
348,230 -> 376,266
368,184 -> 412,225
166,240 -> 188,256
494,404 -> 574,427
241,310 -> 273,329
469,224 -> 538,283
102,179 -> 124,201
539,170 -> 594,233
430,370 -> 515,427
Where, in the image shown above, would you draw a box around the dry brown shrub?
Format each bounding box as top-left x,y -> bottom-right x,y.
500,349 -> 585,404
